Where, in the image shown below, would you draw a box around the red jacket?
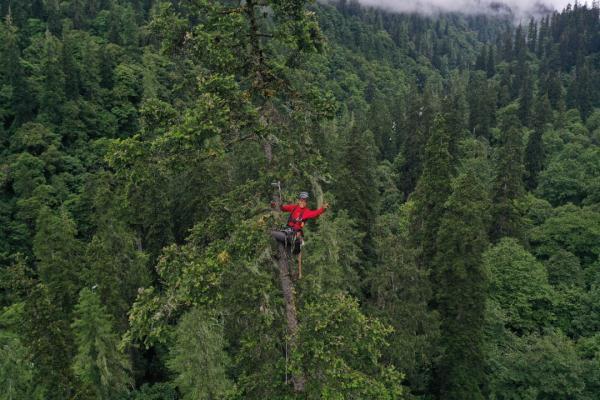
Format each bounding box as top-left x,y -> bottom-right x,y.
281,204 -> 325,232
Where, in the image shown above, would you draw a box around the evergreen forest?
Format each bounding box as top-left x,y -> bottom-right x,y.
1,0 -> 600,399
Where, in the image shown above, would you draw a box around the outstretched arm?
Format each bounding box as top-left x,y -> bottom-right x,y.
302,206 -> 327,220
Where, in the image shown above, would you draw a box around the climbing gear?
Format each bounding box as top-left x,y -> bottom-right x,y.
286,206 -> 307,234
279,228 -> 302,254
298,191 -> 309,199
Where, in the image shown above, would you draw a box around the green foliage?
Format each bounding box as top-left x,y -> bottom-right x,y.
410,114 -> 453,269
537,143 -> 600,206
84,215 -> 149,330
295,292 -> 404,399
126,243 -> 224,348
22,283 -> 74,400
490,104 -> 526,242
127,383 -> 178,400
334,126 -> 380,255
1,1 -> 600,399
168,308 -> 235,400
488,331 -> 585,400
434,164 -> 491,400
72,288 -> 132,399
302,210 -> 363,296
484,238 -> 555,333
529,204 -> 600,267
33,207 -> 82,312
0,304 -> 39,400
369,205 -> 439,395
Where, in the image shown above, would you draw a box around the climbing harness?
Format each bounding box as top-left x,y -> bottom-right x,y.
271,184 -> 311,280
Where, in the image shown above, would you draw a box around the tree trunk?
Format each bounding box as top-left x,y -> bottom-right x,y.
276,243 -> 305,392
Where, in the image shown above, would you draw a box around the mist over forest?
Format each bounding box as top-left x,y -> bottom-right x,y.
1,0 -> 599,399
335,0 -> 575,17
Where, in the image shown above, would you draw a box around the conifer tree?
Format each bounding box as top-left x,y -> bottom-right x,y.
336,126 -> 379,257
442,75 -> 469,159
434,165 -> 490,400
474,45 -> 487,71
525,95 -> 552,189
570,61 -> 593,119
537,15 -> 549,58
400,83 -> 438,196
167,308 -> 234,400
410,115 -> 453,270
486,46 -> 496,78
78,174 -> 149,332
366,95 -> 396,160
490,105 -> 526,242
71,288 -> 132,399
468,71 -> 495,138
37,31 -> 66,123
85,217 -> 149,331
0,304 -> 37,400
518,64 -> 534,126
33,207 -> 83,313
22,284 -> 74,400
546,71 -> 563,108
527,18 -> 538,53
0,14 -> 32,128
370,207 -> 439,395
514,24 -> 527,61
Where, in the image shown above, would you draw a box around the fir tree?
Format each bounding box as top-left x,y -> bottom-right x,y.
167,308 -> 234,400
525,95 -> 552,189
518,64 -> 534,126
71,288 -> 132,399
468,71 -> 495,138
490,105 -> 526,242
22,284 -> 74,400
336,126 -> 380,257
410,114 -> 453,270
527,18 -> 538,53
33,207 -> 83,313
84,217 -> 149,331
37,31 -> 66,124
370,208 -> 439,395
486,46 -> 496,78
0,14 -> 32,128
434,165 -> 490,400
475,45 -> 487,71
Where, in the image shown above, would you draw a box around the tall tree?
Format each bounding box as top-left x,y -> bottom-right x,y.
486,45 -> 496,78
490,105 -> 526,242
370,208 -> 439,396
518,64 -> 534,126
167,308 -> 234,400
410,114 -> 453,270
33,207 -> 83,313
22,284 -> 74,400
0,14 -> 32,129
527,18 -> 538,53
71,288 -> 132,399
434,165 -> 490,400
36,31 -> 66,124
468,71 -> 495,138
400,84 -> 438,196
525,94 -> 552,189
335,126 -> 380,257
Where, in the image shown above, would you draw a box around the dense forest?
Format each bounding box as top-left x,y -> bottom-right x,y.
1,0 -> 600,399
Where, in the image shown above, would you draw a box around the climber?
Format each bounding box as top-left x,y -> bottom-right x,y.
270,191 -> 328,256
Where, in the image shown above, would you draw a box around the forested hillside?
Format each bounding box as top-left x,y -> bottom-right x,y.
1,0 -> 599,399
